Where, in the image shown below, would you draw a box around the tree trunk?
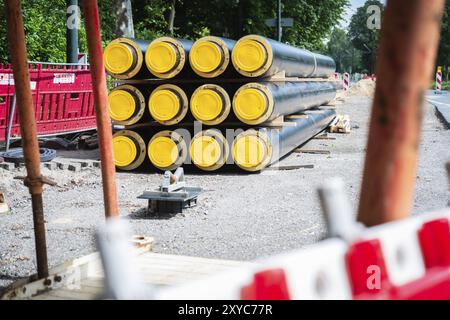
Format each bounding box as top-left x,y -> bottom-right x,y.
167,0 -> 176,36
115,0 -> 134,38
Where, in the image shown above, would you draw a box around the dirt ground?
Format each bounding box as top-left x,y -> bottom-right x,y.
1,93 -> 449,290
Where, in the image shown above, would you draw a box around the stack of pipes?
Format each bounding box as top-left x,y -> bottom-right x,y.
104,35 -> 338,172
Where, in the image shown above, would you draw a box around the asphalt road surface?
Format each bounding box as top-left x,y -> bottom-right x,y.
426,90 -> 450,127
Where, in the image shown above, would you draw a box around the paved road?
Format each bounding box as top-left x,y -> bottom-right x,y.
426,90 -> 450,127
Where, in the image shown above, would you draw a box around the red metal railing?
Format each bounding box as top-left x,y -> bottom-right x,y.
0,62 -> 97,142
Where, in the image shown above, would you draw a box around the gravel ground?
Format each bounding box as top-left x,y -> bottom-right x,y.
1,94 -> 449,290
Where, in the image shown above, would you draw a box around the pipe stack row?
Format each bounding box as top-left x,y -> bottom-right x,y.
105,35 -> 338,172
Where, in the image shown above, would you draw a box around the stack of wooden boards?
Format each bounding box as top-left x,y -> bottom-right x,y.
105,35 -> 339,172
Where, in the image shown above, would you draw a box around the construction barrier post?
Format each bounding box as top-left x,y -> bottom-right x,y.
436,66 -> 442,94
343,73 -> 349,91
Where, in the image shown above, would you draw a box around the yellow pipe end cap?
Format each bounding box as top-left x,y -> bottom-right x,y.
234,88 -> 267,122
148,137 -> 178,169
232,39 -> 266,72
113,136 -> 137,167
191,89 -> 223,121
146,42 -> 177,74
233,135 -> 266,169
108,90 -> 136,121
190,136 -> 221,168
190,41 -> 222,73
149,90 -> 180,121
104,42 -> 134,74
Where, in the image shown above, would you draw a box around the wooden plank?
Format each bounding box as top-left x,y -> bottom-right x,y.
137,253 -> 246,266
294,149 -> 331,155
24,252 -> 250,300
32,294 -> 67,300
265,164 -> 315,171
38,288 -> 99,300
329,115 -> 351,134
286,114 -> 309,119
80,278 -> 105,288
313,134 -> 336,140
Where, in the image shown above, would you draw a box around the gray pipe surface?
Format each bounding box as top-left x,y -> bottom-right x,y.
232,35 -> 336,78
233,81 -> 338,125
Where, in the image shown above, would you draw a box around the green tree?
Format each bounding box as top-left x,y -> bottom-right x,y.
0,0 -> 349,63
437,1 -> 450,81
145,0 -> 349,51
0,0 -> 118,63
348,0 -> 384,74
327,28 -> 362,73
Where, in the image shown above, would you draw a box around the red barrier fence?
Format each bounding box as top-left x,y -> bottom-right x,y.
0,63 -> 97,142
155,209 -> 450,300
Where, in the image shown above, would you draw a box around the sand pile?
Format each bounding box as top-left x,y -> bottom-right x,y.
347,79 -> 376,97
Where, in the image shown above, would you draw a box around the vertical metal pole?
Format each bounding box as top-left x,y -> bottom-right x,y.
66,0 -> 79,64
5,0 -> 48,278
276,0 -> 282,41
357,0 -> 445,227
82,0 -> 120,218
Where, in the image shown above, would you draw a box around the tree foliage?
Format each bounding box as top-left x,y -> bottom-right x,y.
136,0 -> 349,51
327,28 -> 361,73
0,0 -> 349,64
348,0 -> 384,74
437,1 -> 450,80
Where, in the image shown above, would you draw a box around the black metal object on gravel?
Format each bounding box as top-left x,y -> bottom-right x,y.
1,148 -> 57,163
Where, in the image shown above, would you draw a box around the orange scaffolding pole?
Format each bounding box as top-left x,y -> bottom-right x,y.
358,0 -> 445,226
5,0 -> 51,278
82,0 -> 119,218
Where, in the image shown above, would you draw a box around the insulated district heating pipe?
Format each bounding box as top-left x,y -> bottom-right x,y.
103,38 -> 151,79
233,108 -> 336,172
112,130 -> 147,171
108,84 -> 189,126
147,130 -> 188,171
145,37 -> 193,79
233,81 -> 337,125
189,36 -> 237,78
232,35 -> 335,78
190,84 -> 234,125
189,129 -> 230,171
114,128 -> 230,172
108,84 -> 147,125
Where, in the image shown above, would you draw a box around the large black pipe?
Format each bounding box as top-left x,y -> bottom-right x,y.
145,37 -> 194,79
233,81 -> 338,125
232,35 -> 335,78
108,83 -> 193,126
104,38 -> 152,79
189,36 -> 239,78
232,108 -> 336,171
108,84 -> 149,125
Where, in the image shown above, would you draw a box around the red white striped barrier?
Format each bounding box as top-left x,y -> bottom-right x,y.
343,73 -> 350,91
155,208 -> 450,300
436,70 -> 442,94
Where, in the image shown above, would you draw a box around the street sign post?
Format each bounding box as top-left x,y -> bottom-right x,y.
265,17 -> 293,42
264,18 -> 294,27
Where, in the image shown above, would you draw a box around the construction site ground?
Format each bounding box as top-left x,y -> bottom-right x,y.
1,91 -> 450,290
